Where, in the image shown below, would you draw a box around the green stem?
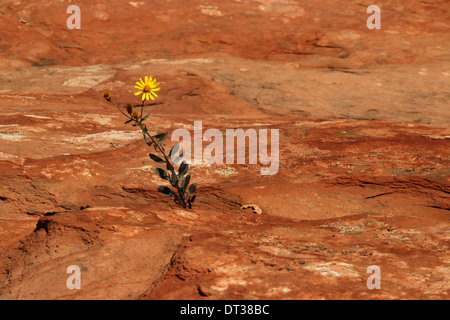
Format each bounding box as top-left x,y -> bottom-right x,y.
107,99 -> 188,209
140,123 -> 187,209
109,100 -> 132,120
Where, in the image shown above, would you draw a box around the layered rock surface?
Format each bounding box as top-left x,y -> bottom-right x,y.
0,0 -> 449,299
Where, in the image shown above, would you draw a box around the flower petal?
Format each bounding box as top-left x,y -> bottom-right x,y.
135,91 -> 143,95
145,76 -> 149,84
139,78 -> 145,86
151,91 -> 158,98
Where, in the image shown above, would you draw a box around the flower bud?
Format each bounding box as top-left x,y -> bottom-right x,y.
125,104 -> 133,114
103,91 -> 111,101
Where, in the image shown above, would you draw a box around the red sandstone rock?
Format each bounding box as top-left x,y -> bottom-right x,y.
0,0 -> 449,300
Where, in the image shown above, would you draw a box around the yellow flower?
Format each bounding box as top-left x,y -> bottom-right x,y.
134,76 -> 161,101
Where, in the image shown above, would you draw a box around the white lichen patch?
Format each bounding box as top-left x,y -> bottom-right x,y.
0,124 -> 19,127
83,206 -> 128,211
321,220 -> 383,234
63,74 -> 113,88
255,0 -> 305,18
128,165 -> 153,172
211,278 -> 247,292
129,1 -> 144,8
268,287 -> 292,295
0,130 -> 27,141
0,152 -> 24,164
304,262 -> 359,278
142,58 -> 214,65
215,167 -> 237,175
63,130 -> 141,144
40,159 -> 99,180
49,112 -> 116,127
198,5 -> 224,16
78,113 -> 115,126
175,210 -> 198,219
257,245 -> 292,257
24,114 -> 52,120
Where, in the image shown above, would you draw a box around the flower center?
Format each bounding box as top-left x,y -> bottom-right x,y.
143,85 -> 151,92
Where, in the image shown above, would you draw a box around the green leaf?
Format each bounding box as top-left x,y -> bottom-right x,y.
181,174 -> 191,190
153,131 -> 168,145
179,161 -> 189,178
160,131 -> 168,144
143,131 -> 148,144
153,132 -> 165,139
157,186 -> 173,197
170,172 -> 178,187
142,113 -> 150,121
155,168 -> 169,180
169,144 -> 180,158
149,153 -> 165,163
189,183 -> 197,194
174,150 -> 185,165
166,162 -> 174,171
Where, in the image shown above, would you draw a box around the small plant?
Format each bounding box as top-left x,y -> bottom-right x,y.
103,76 -> 197,209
